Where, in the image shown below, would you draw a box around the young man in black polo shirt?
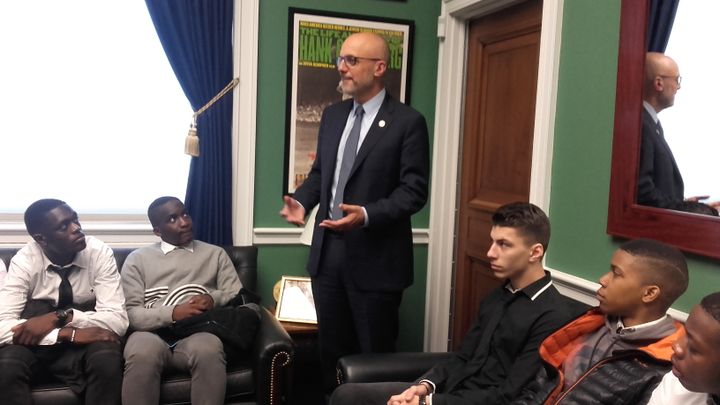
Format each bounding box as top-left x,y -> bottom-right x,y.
330,202 -> 581,405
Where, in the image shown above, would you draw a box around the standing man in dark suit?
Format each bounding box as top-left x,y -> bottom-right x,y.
280,32 -> 429,391
637,52 -> 685,208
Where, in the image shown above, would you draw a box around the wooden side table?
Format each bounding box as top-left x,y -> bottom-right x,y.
280,320 -> 318,335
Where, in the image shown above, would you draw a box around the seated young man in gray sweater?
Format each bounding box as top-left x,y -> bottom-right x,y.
121,196 -> 243,405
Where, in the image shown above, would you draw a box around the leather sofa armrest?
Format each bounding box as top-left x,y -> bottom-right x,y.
337,352 -> 455,385
250,307 -> 294,405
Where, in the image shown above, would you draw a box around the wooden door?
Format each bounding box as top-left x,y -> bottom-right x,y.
450,0 -> 543,349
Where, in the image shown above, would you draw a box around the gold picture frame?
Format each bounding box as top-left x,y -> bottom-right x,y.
275,276 -> 317,324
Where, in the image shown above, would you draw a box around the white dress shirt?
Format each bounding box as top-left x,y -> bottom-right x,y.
0,236 -> 128,345
0,259 -> 6,288
647,371 -> 711,405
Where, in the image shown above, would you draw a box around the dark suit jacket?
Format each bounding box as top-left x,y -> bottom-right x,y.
637,108 -> 684,208
292,93 -> 429,292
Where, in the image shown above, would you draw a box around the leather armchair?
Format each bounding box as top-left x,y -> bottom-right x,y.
337,352 -> 454,385
0,245 -> 293,405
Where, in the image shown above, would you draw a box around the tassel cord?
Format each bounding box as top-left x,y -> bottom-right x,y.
185,78 -> 239,157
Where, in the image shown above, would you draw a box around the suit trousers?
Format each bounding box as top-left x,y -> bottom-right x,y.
0,341 -> 123,405
122,331 -> 227,405
330,382 -> 413,405
312,232 -> 403,392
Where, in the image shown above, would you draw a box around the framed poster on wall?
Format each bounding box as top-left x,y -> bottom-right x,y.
284,8 -> 414,194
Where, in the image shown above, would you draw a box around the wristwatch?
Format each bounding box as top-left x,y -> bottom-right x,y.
419,395 -> 427,405
55,309 -> 71,327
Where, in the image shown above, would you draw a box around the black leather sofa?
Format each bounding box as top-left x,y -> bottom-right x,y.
337,352 -> 454,385
0,245 -> 294,405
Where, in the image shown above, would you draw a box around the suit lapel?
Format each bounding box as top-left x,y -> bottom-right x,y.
645,110 -> 684,188
349,94 -> 394,179
654,119 -> 684,187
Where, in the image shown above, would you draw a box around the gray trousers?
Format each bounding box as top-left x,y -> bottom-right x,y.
122,331 -> 227,405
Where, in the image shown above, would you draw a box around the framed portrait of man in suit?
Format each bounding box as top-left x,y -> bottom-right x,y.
284,8 -> 414,194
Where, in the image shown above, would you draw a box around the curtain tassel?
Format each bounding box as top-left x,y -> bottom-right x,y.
184,78 -> 239,157
185,118 -> 200,157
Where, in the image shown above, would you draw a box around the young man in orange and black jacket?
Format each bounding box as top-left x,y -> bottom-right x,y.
511,239 -> 688,405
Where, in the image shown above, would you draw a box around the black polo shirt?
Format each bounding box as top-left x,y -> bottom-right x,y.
421,271 -> 581,405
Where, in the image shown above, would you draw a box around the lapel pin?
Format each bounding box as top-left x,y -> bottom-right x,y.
379,120 -> 386,128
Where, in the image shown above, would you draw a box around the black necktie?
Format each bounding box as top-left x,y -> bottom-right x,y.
331,105 -> 365,219
50,265 -> 74,309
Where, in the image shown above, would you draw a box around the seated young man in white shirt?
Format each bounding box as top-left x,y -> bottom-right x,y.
647,292 -> 720,405
0,198 -> 128,404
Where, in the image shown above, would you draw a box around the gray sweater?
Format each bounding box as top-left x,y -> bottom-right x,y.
121,241 -> 242,331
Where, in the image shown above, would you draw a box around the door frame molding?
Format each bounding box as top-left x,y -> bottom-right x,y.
425,0 -> 564,351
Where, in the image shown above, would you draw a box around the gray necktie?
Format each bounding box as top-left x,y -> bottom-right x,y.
331,105 -> 364,219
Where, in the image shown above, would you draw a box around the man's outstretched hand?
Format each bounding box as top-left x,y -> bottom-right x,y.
319,204 -> 365,232
280,196 -> 306,226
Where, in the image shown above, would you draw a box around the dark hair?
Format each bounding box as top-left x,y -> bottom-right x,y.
620,238 -> 688,309
700,292 -> 720,324
491,202 -> 550,251
147,196 -> 182,227
24,199 -> 67,235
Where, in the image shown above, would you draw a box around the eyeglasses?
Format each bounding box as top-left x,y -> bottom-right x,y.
336,55 -> 382,67
660,75 -> 682,86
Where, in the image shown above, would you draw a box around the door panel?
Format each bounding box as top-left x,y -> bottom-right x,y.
451,0 -> 542,349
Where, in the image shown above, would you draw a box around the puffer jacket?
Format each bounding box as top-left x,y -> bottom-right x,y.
512,309 -> 684,405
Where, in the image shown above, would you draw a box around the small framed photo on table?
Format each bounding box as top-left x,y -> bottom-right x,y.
275,276 -> 317,324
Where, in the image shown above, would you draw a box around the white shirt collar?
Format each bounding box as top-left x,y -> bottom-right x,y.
354,88 -> 385,118
643,101 -> 660,124
38,242 -> 86,271
160,240 -> 195,255
614,314 -> 670,335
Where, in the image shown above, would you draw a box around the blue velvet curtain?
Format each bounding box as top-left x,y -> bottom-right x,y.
145,0 -> 234,245
647,0 -> 679,52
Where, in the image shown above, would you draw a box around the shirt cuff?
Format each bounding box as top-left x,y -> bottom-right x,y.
418,379 -> 436,394
209,291 -> 224,307
41,328 -> 60,345
362,207 -> 369,227
67,309 -> 86,328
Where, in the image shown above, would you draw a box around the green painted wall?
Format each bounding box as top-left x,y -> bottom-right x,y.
253,0 -> 439,351
547,0 -> 720,312
258,245 -> 428,351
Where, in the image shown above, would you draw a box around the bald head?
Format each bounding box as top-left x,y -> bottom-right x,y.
337,32 -> 390,104
643,52 -> 681,112
345,32 -> 390,64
